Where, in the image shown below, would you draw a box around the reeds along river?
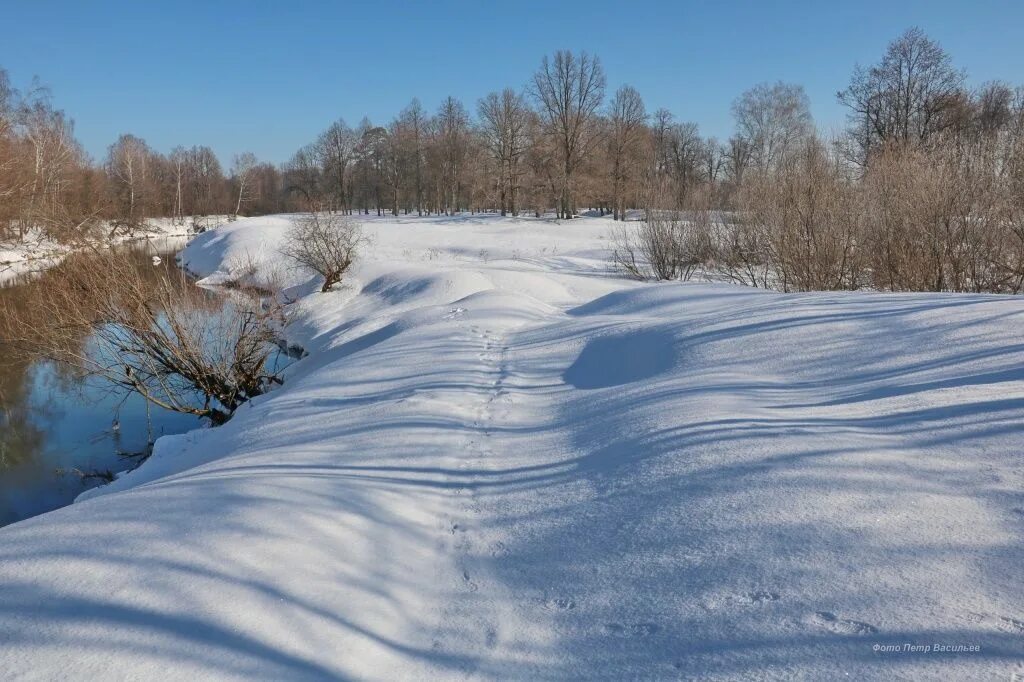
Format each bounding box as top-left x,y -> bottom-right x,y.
0,237 -> 217,526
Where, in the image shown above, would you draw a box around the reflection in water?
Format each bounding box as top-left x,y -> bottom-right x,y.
0,237 -> 212,526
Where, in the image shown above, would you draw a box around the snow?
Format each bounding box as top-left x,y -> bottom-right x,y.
1,213 -> 1023,680
0,229 -> 67,285
0,216 -> 222,286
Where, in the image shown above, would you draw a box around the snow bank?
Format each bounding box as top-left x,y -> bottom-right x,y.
0,229 -> 66,285
1,213 -> 1022,680
0,216 -> 221,285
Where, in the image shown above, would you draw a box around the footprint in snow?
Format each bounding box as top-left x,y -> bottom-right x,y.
539,597 -> 577,611
809,611 -> 877,635
733,590 -> 781,605
603,622 -> 661,637
964,611 -> 1024,633
998,616 -> 1024,634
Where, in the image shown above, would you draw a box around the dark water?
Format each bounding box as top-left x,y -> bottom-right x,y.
0,238 -> 213,526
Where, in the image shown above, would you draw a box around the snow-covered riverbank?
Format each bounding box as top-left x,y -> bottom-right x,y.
0,217 -> 228,285
1,213 -> 1022,679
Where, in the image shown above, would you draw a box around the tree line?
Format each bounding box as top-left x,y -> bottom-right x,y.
2,28 -> 1023,292
0,74 -> 281,240
714,28 -> 1024,293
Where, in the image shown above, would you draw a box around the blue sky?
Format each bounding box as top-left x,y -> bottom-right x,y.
2,0 -> 1022,165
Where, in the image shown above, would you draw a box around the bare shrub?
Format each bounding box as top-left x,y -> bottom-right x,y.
0,250 -> 283,425
718,211 -> 773,288
858,130 -> 1024,293
222,250 -> 262,288
221,248 -> 287,294
729,137 -> 861,292
611,204 -> 711,281
282,213 -> 362,292
858,145 -> 946,291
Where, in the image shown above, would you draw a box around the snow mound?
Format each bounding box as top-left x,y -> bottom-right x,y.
361,267 -> 494,307
180,215 -> 299,289
563,328 -> 676,389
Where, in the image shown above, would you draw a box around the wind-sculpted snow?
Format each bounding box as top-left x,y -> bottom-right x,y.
1,214 -> 1022,680
562,328 -> 677,389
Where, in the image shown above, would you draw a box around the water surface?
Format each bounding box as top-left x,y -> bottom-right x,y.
0,238 -> 210,525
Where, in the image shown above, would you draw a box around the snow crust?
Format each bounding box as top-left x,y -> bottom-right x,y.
1,213 -> 1023,680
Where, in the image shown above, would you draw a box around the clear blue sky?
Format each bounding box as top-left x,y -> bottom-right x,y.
2,0 -> 1022,165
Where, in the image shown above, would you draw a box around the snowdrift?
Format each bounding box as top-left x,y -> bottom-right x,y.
1,214 -> 1022,680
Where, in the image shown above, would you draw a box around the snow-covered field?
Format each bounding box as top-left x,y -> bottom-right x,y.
1,213 -> 1023,680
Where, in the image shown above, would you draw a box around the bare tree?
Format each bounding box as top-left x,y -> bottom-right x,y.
168,146 -> 188,224
181,145 -> 227,218
383,120 -> 406,216
650,108 -> 675,180
723,134 -> 753,193
701,137 -> 724,187
838,27 -> 965,165
316,119 -> 356,213
281,213 -> 362,292
106,134 -> 153,235
531,50 -> 606,218
230,152 -> 258,218
20,86 -> 88,238
732,82 -> 813,173
435,96 -> 471,215
351,119 -> 387,216
0,77 -> 31,237
478,89 -> 532,216
974,82 -> 1015,135
398,99 -> 427,215
606,85 -> 648,220
284,144 -> 323,210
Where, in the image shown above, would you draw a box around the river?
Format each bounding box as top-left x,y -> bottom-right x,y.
0,237 -> 217,526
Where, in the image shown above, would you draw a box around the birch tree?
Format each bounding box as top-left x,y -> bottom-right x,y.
106,134 -> 152,234
230,152 -> 258,218
732,82 -> 813,173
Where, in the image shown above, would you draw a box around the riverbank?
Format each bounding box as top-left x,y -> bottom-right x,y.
1,214 -> 1022,679
0,216 -> 230,285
